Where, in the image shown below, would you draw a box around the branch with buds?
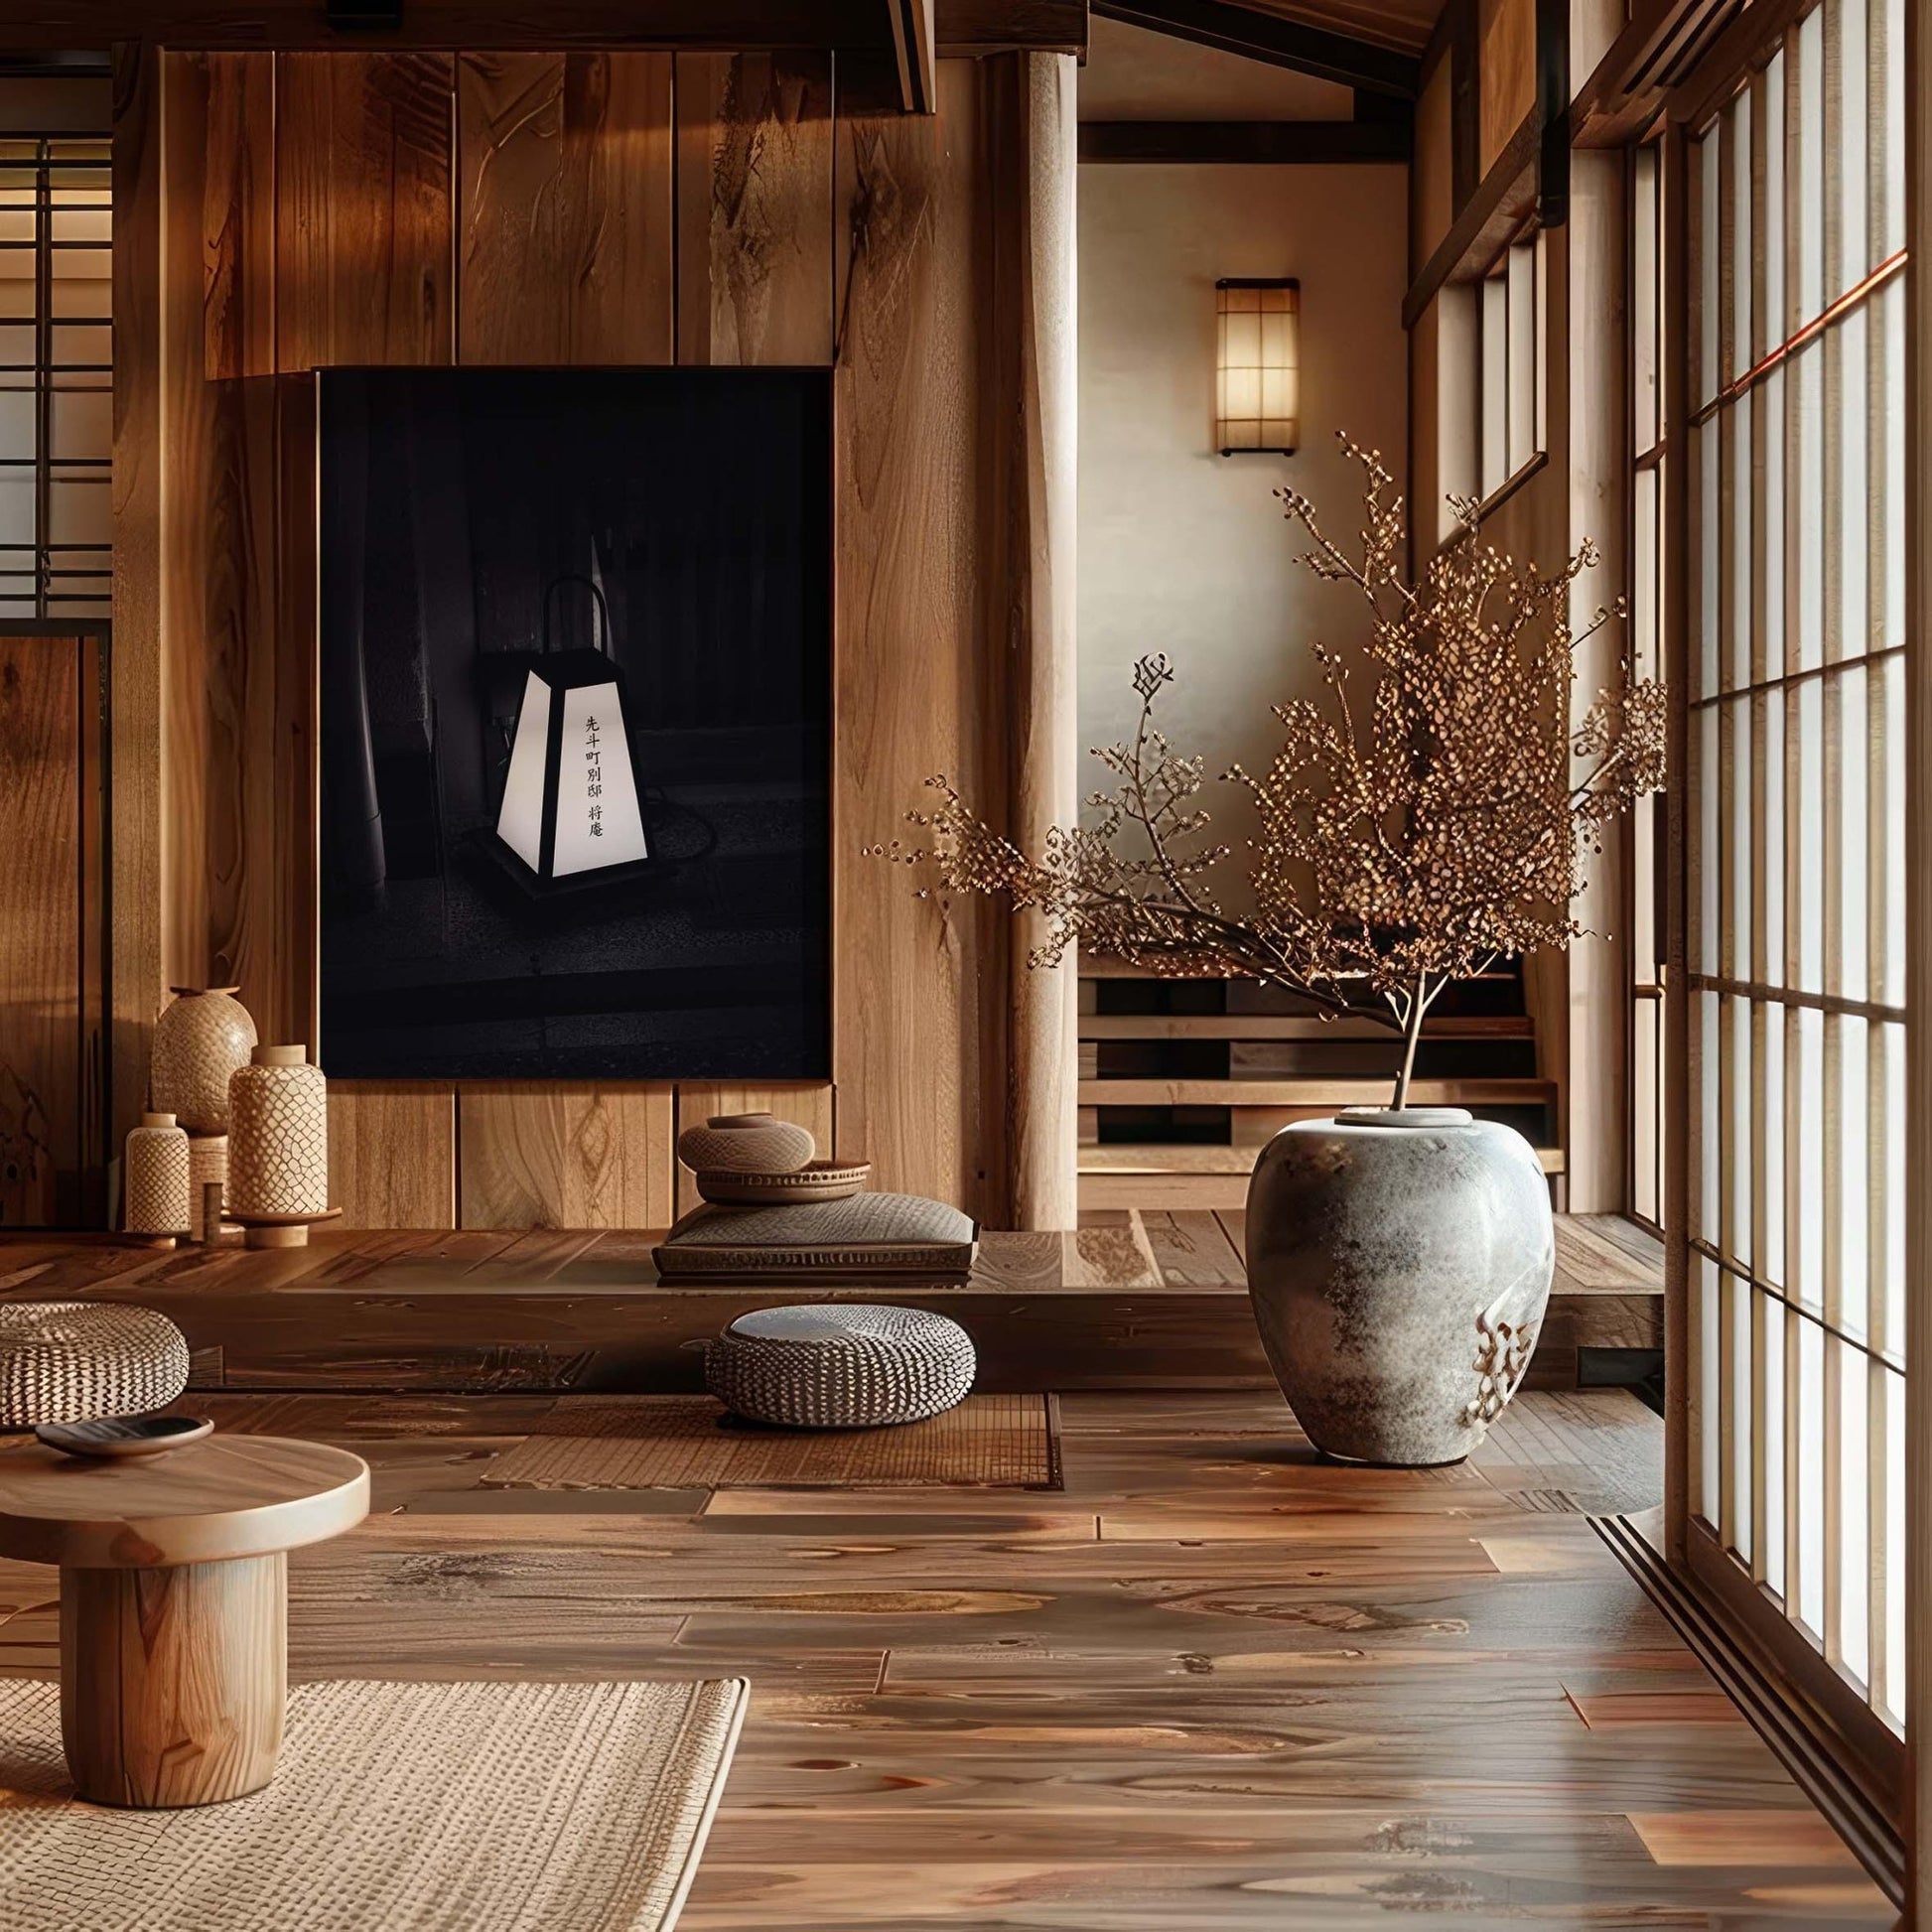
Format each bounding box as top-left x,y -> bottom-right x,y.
876,434 -> 1667,1109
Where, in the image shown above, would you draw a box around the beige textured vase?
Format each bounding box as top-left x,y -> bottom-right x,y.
123,1112 -> 191,1242
227,1046 -> 329,1221
151,987 -> 258,1135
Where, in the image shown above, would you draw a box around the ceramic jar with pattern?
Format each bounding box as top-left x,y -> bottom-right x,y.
151,987 -> 258,1135
226,1046 -> 329,1219
123,1112 -> 191,1242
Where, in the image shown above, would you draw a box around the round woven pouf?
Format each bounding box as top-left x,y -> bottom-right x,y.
0,1302 -> 191,1430
706,1305 -> 976,1430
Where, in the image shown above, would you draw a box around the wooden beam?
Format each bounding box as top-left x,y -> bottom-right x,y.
1078,118 -> 1410,163
0,1 -> 1085,57
1092,0 -> 1419,98
1401,106 -> 1537,329
1569,0 -> 1769,149
886,0 -> 936,113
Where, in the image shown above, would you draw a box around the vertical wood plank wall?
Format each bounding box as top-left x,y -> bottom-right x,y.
0,634 -> 105,1227
111,46 -> 1077,1233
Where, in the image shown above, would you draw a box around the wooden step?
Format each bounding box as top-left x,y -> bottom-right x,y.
1079,1141 -> 1568,1211
1080,1076 -> 1557,1109
1078,1014 -> 1534,1041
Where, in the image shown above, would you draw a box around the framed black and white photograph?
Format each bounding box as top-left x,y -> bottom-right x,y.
316,366 -> 833,1081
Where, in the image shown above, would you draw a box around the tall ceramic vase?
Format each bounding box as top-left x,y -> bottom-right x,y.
1244,1106 -> 1554,1467
227,1046 -> 329,1248
151,987 -> 257,1136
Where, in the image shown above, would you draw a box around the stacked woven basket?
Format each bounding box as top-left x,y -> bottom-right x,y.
675,1114 -> 870,1205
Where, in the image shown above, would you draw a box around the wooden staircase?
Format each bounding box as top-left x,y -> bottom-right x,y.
1079,961 -> 1562,1210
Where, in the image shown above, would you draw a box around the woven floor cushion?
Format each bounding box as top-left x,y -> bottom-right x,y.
0,1301 -> 191,1429
706,1305 -> 977,1428
653,1192 -> 979,1283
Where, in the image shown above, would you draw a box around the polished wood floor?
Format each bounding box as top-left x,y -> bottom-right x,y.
0,1382 -> 1886,1926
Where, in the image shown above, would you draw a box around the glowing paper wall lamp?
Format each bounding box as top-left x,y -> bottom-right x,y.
1216,277 -> 1300,456
491,577 -> 651,891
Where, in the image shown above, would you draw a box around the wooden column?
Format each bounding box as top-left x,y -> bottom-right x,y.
990,52 -> 1077,1231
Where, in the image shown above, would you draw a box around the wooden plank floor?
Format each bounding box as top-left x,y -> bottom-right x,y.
0,1384 -> 1883,1926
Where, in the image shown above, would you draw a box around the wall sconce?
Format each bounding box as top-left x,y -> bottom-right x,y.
1216,278 -> 1300,456
491,577 -> 651,892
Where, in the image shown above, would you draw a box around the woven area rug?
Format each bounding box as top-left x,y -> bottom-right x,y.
0,1677 -> 746,1932
479,1392 -> 1061,1491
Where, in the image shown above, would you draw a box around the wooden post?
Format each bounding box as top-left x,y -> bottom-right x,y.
61,1554 -> 287,1807
997,51 -> 1078,1231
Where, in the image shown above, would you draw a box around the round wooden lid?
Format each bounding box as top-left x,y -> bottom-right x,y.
0,1434 -> 368,1569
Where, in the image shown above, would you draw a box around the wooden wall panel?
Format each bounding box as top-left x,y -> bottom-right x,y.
202,51 -> 274,381
1412,56 -> 1453,279
675,52 -> 835,365
121,47 -> 1075,1232
456,52 -> 673,365
0,637 -> 98,1227
111,42 -> 164,1160
458,1084 -> 675,1229
1476,0 -> 1535,177
169,54 -> 312,1048
831,64 -> 1006,1215
275,52 -> 454,369
672,1081 -> 834,1215
329,1080 -> 456,1227
158,51 -> 215,1008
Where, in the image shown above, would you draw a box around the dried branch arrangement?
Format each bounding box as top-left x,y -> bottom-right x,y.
878,436 -> 1667,1107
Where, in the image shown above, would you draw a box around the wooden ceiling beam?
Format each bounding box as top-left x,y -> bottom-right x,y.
0,0 -> 1086,59
1093,0 -> 1419,97
1079,116 -> 1409,161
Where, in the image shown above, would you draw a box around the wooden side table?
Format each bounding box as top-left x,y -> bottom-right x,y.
0,1435 -> 368,1808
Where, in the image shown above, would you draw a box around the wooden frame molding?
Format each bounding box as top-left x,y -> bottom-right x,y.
1598,1515 -> 1906,1904
1402,108 -> 1538,329
886,0 -> 937,112
1907,0 -> 1931,1895
0,2 -> 1086,60
1078,119 -> 1411,164
1092,0 -> 1421,97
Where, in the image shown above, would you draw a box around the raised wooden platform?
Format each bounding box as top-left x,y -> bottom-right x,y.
0,1213 -> 1662,1397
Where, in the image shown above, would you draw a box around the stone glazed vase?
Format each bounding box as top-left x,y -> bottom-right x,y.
150,986 -> 257,1135
1245,1106 -> 1554,1466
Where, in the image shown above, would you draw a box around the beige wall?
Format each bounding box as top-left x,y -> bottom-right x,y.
1077,163 -> 1410,872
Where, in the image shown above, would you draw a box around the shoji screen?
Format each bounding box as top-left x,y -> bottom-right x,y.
1683,0 -> 1907,1744
0,138 -> 111,620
